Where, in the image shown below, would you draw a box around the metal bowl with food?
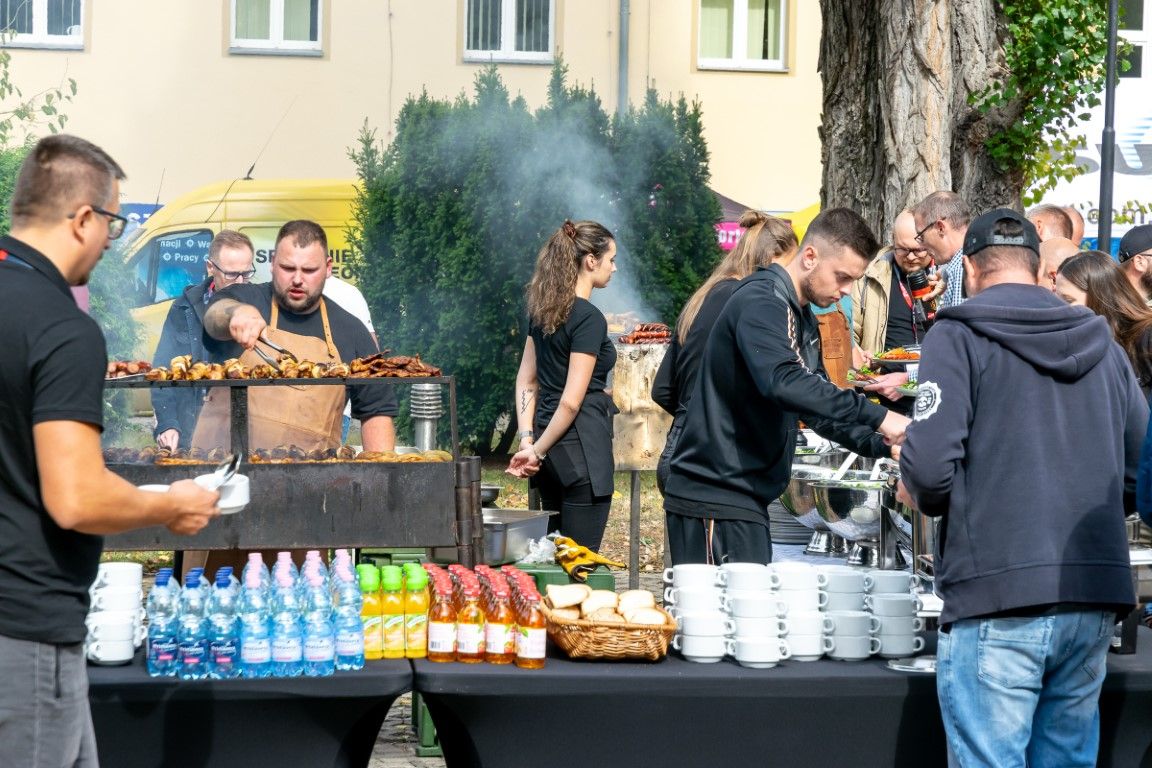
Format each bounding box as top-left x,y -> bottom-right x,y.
810,472 -> 888,542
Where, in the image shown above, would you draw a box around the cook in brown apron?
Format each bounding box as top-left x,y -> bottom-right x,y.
816,308 -> 851,389
183,298 -> 346,578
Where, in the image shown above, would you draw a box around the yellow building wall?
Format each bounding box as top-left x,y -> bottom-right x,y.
2,1 -> 821,213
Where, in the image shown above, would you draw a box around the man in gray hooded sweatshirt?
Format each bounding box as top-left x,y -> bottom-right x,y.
899,209 -> 1146,767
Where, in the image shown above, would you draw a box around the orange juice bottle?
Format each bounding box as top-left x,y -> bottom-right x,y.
484,587 -> 516,664
515,595 -> 547,669
403,566 -> 430,659
426,585 -> 457,663
357,564 -> 384,661
455,587 -> 485,663
379,566 -> 406,659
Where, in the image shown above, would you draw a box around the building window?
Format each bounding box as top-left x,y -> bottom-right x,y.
0,0 -> 83,49
698,0 -> 787,72
231,0 -> 321,56
464,0 -> 553,64
1119,0 -> 1146,79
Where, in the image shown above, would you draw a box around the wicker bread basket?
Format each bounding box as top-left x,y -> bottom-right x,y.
540,597 -> 677,661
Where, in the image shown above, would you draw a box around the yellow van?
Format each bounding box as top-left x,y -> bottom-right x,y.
125,177 -> 360,363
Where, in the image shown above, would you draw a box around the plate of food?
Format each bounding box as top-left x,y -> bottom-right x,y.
871,346 -> 921,370
896,384 -> 919,398
847,366 -> 880,387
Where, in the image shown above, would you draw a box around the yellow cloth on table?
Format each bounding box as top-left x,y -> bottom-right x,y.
553,535 -> 625,583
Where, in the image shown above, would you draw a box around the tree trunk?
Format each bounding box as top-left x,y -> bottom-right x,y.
820,0 -> 1023,242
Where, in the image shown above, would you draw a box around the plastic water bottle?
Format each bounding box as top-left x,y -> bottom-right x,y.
304,550 -> 329,582
207,573 -> 241,679
274,551 -> 299,583
270,572 -> 303,677
146,570 -> 179,677
238,570 -> 273,679
177,572 -> 209,680
333,567 -> 365,671
242,553 -> 271,594
301,571 -> 336,677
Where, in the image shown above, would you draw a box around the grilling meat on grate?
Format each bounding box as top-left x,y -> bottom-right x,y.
618,322 -> 671,345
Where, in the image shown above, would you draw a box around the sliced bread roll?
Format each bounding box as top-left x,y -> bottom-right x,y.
588,607 -> 626,623
624,607 -> 668,625
547,583 -> 592,609
579,589 -> 620,617
551,607 -> 581,621
617,589 -> 656,613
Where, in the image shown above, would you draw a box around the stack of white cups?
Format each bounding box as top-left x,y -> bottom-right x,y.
774,562 -> 829,661
664,564 -> 727,663
85,562 -> 145,665
865,571 -> 925,659
820,565 -> 879,661
717,563 -> 789,668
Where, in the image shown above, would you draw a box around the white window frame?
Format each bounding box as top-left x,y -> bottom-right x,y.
230,0 -> 323,57
697,0 -> 787,73
0,0 -> 84,50
463,0 -> 555,64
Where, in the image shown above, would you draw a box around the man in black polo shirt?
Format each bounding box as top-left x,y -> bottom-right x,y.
0,135 -> 220,768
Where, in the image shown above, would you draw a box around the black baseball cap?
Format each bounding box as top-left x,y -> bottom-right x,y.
962,208 -> 1040,257
1118,225 -> 1152,263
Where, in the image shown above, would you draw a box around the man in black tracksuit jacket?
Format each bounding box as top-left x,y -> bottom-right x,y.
899,210 -> 1144,766
664,209 -> 909,565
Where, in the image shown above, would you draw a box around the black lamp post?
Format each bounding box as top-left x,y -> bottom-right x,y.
1097,0 -> 1121,252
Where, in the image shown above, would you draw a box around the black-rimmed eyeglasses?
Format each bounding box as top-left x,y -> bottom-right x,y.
208,260 -> 256,281
69,205 -> 128,240
914,219 -> 938,245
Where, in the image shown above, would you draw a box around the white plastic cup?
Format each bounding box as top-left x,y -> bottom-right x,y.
875,616 -> 925,635
867,569 -> 920,594
718,563 -> 779,591
85,639 -> 135,664
662,564 -> 721,589
825,610 -> 882,636
671,633 -> 727,662
664,587 -> 724,613
725,637 -> 792,667
864,593 -> 923,616
677,612 -> 736,637
825,634 -> 881,660
877,634 -> 926,658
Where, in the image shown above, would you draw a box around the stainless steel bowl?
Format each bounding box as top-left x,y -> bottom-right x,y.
480,484 -> 502,506
792,446 -> 848,469
780,466 -> 837,531
810,472 -> 887,541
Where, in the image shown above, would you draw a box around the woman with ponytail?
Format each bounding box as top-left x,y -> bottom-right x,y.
652,211 -> 798,492
507,219 -> 618,551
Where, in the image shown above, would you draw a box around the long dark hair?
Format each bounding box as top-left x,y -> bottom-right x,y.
1058,250 -> 1152,385
526,219 -> 614,335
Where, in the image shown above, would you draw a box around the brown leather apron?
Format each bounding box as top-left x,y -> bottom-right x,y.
184,298 -> 345,579
816,309 -> 851,389
191,298 -> 345,452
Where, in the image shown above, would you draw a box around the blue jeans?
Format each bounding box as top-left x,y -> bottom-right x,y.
936,609 -> 1115,768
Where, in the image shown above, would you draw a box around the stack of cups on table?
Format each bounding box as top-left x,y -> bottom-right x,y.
820,565 -> 880,661
864,570 -> 925,659
664,564 -> 728,663
773,562 -> 830,662
717,563 -> 790,668
86,562 -> 146,665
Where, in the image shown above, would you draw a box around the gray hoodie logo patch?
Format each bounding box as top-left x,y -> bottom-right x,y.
913,381 -> 942,421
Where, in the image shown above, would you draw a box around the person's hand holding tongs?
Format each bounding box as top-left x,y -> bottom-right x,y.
227,305 -> 298,366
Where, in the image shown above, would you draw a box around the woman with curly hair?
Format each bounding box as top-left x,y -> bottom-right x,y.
651,210 -> 798,492
1055,250 -> 1152,394
507,219 -> 618,551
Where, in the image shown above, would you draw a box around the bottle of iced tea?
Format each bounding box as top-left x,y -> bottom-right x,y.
515,595 -> 547,669
426,585 -> 457,663
484,588 -> 515,664
454,587 -> 485,663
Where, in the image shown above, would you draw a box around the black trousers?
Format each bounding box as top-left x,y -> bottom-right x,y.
665,510 -> 772,566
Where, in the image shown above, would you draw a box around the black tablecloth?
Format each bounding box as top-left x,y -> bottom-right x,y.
415,628 -> 1152,768
87,653 -> 411,768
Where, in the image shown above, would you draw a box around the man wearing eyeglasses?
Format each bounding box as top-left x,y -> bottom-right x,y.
152,230 -> 255,450
0,135 -> 218,768
1117,224 -> 1152,307
910,191 -> 972,310
850,211 -> 942,411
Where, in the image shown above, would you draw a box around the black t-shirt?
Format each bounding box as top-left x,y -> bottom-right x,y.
530,297 -> 616,426
885,267 -> 919,350
210,282 -> 398,419
0,235 -> 106,643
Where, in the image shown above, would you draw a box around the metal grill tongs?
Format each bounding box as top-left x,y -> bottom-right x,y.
252,334 -> 299,367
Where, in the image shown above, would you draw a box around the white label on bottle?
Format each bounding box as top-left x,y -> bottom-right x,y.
336,629 -> 364,656
428,621 -> 456,653
485,622 -> 511,654
516,627 -> 546,659
456,623 -> 483,655
304,636 -> 335,662
241,637 -> 271,664
272,636 -> 302,662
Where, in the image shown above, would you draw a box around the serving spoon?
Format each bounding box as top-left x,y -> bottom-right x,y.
206,453 -> 241,490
